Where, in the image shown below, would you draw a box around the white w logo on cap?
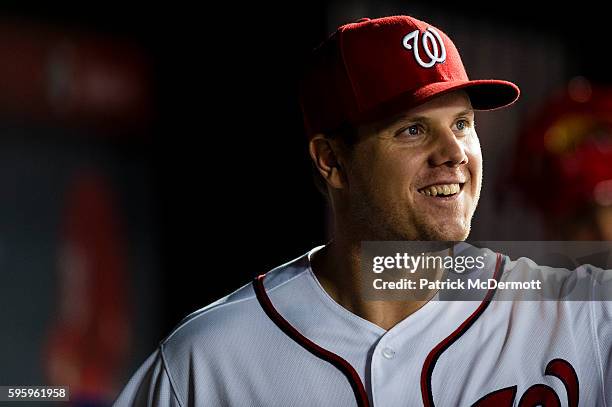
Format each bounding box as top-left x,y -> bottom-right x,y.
402,27 -> 446,68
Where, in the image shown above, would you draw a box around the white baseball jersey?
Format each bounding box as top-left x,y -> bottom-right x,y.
114,245 -> 611,406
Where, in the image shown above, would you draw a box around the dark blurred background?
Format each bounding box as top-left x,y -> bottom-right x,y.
0,1 -> 611,405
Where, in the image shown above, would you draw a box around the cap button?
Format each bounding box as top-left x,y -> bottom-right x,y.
355,18 -> 371,23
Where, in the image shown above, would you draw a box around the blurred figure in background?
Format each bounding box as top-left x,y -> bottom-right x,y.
45,172 -> 131,406
510,77 -> 612,240
0,18 -> 153,407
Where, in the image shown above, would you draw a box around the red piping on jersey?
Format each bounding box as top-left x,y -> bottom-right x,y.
254,252 -> 503,407
253,274 -> 371,407
420,252 -> 504,407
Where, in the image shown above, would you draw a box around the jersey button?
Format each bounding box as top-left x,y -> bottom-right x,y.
381,347 -> 396,359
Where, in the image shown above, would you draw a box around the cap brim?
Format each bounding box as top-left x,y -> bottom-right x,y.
413,79 -> 520,111
350,79 -> 520,128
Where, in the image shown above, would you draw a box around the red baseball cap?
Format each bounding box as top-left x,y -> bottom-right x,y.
299,15 -> 520,136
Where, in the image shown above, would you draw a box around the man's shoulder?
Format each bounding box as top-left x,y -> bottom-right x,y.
498,253 -> 611,302
159,248 -> 317,356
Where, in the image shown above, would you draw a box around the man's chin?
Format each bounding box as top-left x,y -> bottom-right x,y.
364,215 -> 471,241
414,221 -> 471,241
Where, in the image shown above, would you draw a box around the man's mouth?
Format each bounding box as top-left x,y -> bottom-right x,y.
417,183 -> 463,197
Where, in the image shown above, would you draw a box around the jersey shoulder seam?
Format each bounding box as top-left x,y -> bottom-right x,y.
161,264 -> 310,345
159,343 -> 186,407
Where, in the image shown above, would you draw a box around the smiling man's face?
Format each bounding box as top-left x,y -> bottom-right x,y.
339,90 -> 482,241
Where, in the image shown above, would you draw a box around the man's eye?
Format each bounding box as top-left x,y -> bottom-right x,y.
407,125 -> 419,135
456,119 -> 468,131
398,125 -> 422,137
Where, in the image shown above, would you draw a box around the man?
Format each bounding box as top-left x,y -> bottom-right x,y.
114,15 -> 611,406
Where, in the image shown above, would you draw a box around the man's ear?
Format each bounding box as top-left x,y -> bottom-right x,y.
309,134 -> 347,190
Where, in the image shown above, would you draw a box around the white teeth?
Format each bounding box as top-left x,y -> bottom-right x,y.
418,183 -> 461,197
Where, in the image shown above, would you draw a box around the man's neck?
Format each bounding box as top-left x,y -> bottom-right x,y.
310,238 -> 440,331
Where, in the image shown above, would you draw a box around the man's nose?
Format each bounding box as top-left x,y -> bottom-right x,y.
427,128 -> 469,167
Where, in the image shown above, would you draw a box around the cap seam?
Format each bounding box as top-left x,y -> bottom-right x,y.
337,26 -> 363,114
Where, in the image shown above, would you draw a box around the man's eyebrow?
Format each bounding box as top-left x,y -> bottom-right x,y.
374,114 -> 426,133
387,108 -> 475,125
396,115 -> 430,123
454,108 -> 475,118
382,114 -> 430,128
375,108 -> 476,132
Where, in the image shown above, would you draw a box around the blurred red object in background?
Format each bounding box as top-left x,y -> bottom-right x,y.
510,78 -> 612,220
44,171 -> 131,405
0,20 -> 151,131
